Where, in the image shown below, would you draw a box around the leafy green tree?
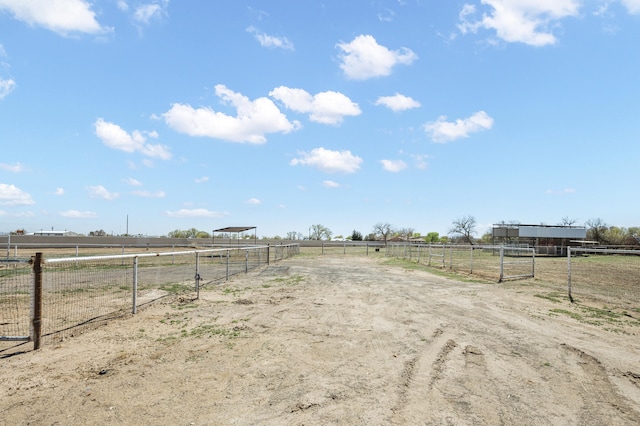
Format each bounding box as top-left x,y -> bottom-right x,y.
425,232 -> 440,243
310,224 -> 332,240
351,230 -> 363,241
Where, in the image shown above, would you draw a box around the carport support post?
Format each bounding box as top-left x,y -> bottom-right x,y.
31,252 -> 43,350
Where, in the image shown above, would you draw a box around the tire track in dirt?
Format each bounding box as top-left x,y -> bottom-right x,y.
389,327 -> 456,422
561,344 -> 640,425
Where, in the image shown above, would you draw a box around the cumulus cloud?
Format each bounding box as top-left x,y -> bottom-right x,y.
0,78 -> 16,99
0,0 -> 109,35
132,190 -> 165,198
322,180 -> 341,188
458,0 -> 580,46
269,86 -> 361,125
54,187 -> 65,195
95,118 -> 172,160
245,198 -> 261,205
290,147 -> 363,174
194,176 -> 209,183
424,111 -> 494,143
133,1 -> 169,25
621,0 -> 640,14
247,26 -> 294,50
336,34 -> 417,80
380,159 -> 407,172
375,93 -> 421,112
87,185 -> 119,200
165,208 -> 227,218
0,183 -> 35,206
163,84 -> 301,143
124,177 -> 143,186
60,210 -> 97,218
0,162 -> 24,172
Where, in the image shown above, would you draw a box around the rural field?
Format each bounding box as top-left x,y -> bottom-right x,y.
2,253 -> 640,425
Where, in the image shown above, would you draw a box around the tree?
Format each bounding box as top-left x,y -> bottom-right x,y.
585,218 -> 607,243
397,227 -> 415,241
425,232 -> 440,243
449,215 -> 477,245
559,216 -> 578,226
351,230 -> 363,241
310,224 -> 332,240
372,222 -> 394,246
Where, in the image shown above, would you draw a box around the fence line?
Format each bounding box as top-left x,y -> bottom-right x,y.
567,247 -> 640,309
1,244 -> 299,351
385,244 -> 534,282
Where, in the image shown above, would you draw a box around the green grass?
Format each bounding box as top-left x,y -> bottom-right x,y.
383,258 -> 493,284
271,274 -> 304,286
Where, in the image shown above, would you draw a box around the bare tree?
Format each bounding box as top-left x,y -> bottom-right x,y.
585,218 -> 607,243
449,215 -> 477,245
397,227 -> 415,241
372,222 -> 394,246
560,216 -> 578,226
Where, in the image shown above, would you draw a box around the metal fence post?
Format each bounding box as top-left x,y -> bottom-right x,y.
226,249 -> 230,281
245,250 -> 249,273
31,252 -> 43,350
567,247 -> 574,302
499,246 -> 504,282
470,246 -> 474,274
195,252 -> 200,299
132,256 -> 138,314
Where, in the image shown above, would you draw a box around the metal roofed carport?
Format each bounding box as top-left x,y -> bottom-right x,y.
212,226 -> 257,245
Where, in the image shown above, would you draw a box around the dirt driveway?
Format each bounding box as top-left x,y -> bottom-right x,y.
2,255 -> 640,425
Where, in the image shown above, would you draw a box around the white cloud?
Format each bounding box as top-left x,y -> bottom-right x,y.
411,154 -> 430,170
269,86 -> 361,125
194,176 -> 209,183
124,177 -> 142,186
165,208 -> 227,218
132,190 -> 165,198
133,0 -> 169,25
0,78 -> 16,99
54,187 -> 64,195
95,118 -> 172,160
424,111 -> 494,143
336,34 -> 417,80
380,159 -> 407,172
0,0 -> 109,35
246,26 -> 294,50
375,93 -> 421,112
245,198 -> 261,205
117,1 -> 129,12
87,185 -> 119,200
163,84 -> 301,143
0,183 -> 35,206
60,210 -> 97,218
621,0 -> 640,14
322,180 -> 341,188
290,147 -> 363,174
458,0 -> 580,46
0,162 -> 24,172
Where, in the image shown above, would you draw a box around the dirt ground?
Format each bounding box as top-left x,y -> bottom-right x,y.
2,254 -> 640,425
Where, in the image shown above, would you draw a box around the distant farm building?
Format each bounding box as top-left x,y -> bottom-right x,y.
492,224 -> 587,256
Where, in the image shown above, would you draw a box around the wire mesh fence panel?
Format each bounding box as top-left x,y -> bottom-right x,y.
568,248 -> 640,311
42,257 -> 133,344
0,260 -> 32,349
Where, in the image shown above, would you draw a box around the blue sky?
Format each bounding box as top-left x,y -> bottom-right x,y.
1,0 -> 639,238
